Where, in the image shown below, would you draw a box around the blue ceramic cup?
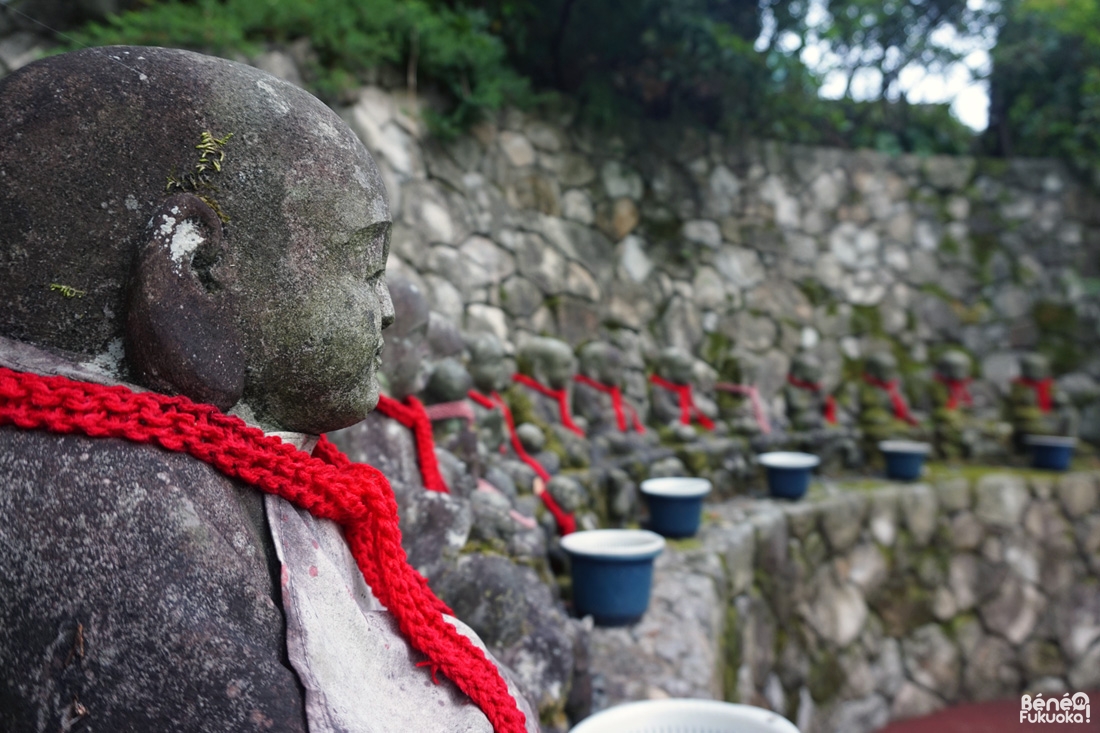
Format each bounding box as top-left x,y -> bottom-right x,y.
561,529 -> 666,626
640,477 -> 712,538
757,452 -> 820,500
879,440 -> 932,480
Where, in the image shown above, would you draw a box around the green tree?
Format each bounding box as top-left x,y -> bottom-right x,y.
985,0 -> 1100,176
66,0 -> 530,136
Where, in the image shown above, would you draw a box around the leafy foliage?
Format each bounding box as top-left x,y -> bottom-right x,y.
63,0 -> 980,152
985,0 -> 1100,178
66,0 -> 531,136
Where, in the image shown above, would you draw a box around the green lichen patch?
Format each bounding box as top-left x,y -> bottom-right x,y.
166,131 -> 235,222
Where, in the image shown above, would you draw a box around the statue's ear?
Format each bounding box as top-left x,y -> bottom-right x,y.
126,193 -> 245,411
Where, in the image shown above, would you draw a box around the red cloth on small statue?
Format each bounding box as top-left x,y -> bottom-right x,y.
423,399 -> 476,428
786,374 -> 838,425
648,374 -> 715,430
511,373 -> 585,437
862,374 -> 919,426
466,389 -> 576,536
572,374 -> 645,433
1014,376 -> 1054,413
374,394 -> 449,493
0,367 -> 527,733
934,374 -> 974,411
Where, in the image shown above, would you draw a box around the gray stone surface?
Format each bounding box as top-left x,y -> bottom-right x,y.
974,474 -> 1030,528
0,430 -> 309,732
902,624 -> 960,701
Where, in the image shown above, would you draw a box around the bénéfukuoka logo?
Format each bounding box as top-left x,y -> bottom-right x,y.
1020,692 -> 1091,725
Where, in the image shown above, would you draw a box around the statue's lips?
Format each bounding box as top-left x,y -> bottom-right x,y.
373,340 -> 384,372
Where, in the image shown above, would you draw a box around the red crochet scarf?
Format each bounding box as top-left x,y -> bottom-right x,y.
1014,376 -> 1053,413
466,388 -> 576,535
374,393 -> 449,493
0,367 -> 525,733
573,374 -> 645,433
933,374 -> 974,411
863,373 -> 919,426
648,374 -> 715,430
786,374 -> 838,425
511,373 -> 586,437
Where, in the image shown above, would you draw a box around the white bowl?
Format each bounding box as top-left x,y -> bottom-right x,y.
560,529 -> 666,559
570,699 -> 801,733
757,451 -> 821,470
640,477 -> 713,498
878,440 -> 933,454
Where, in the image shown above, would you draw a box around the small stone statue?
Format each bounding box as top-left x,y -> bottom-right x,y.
512,336 -> 590,469
1010,353 -> 1079,446
514,337 -> 586,434
857,351 -> 928,453
784,353 -> 836,433
466,332 -> 517,459
464,334 -> 578,535
649,346 -> 717,441
930,350 -> 1011,460
0,47 -> 535,733
573,341 -> 645,436
783,352 -> 861,469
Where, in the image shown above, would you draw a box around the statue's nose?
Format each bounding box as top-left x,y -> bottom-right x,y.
380,281 -> 396,331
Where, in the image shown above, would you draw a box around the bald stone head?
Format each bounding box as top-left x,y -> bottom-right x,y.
0,46 -> 394,433
936,350 -> 972,381
517,337 -> 576,390
656,347 -> 695,385
577,342 -> 624,388
790,352 -> 823,383
865,351 -> 899,382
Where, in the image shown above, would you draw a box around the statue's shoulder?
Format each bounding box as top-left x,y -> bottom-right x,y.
0,426 -> 306,732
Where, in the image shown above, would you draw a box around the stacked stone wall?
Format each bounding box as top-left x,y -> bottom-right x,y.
336,87 -> 1100,438
589,470 -> 1100,732
3,35 -> 1099,434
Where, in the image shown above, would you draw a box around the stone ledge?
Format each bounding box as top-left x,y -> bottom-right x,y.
586,470 -> 1100,733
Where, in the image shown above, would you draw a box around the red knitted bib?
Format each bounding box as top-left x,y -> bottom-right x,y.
648,374 -> 715,430
0,367 -> 526,733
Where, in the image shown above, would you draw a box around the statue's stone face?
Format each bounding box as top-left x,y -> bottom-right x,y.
937,351 -> 971,381
547,475 -> 585,513
791,354 -> 822,383
578,342 -> 624,387
865,352 -> 898,381
544,349 -> 576,390
1021,353 -> 1050,380
467,334 -> 513,394
243,182 -> 393,431
659,348 -> 695,384
0,47 -> 393,434
425,358 -> 473,403
518,337 -> 575,390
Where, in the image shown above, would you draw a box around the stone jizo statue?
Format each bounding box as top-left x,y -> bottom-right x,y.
0,47 -> 534,733
783,351 -> 861,469
1010,352 -> 1079,445
573,341 -> 645,435
857,351 -> 927,453
514,336 -> 587,437
930,349 -> 1011,460
784,352 -> 836,433
466,331 -> 517,458
649,346 -> 717,440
